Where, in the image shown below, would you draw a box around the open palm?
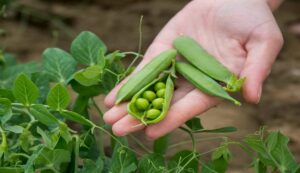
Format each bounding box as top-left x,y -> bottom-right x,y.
104,0 -> 283,139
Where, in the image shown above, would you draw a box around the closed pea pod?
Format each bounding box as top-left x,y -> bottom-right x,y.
115,49 -> 177,104
176,62 -> 241,105
127,75 -> 174,125
173,36 -> 244,92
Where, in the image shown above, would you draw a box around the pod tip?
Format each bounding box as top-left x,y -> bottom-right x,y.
234,100 -> 241,106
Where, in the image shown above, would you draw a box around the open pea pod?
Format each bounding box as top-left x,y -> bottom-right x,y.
116,49 -> 177,104
128,75 -> 174,125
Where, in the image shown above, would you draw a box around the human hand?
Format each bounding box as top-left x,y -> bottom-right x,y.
103,0 -> 283,139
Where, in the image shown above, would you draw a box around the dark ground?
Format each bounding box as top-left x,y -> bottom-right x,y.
1,0 -> 300,172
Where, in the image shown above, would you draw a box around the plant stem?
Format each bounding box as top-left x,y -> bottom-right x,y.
128,134 -> 152,154
0,126 -> 7,150
91,98 -> 105,158
123,15 -> 144,76
168,136 -> 225,150
179,127 -> 196,152
73,135 -> 80,173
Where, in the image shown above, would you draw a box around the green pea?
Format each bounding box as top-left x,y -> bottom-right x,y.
152,98 -> 164,109
154,82 -> 166,91
146,109 -> 161,119
156,89 -> 165,98
135,98 -> 149,111
142,90 -> 156,101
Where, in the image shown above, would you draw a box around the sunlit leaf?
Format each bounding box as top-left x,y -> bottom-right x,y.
43,48 -> 77,83
12,74 -> 39,106
47,83 -> 70,111
71,31 -> 107,66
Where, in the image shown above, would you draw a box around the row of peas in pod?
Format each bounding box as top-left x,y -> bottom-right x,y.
116,36 -> 244,125
135,82 -> 166,119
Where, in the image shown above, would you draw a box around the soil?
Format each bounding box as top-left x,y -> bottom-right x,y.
1,0 -> 300,172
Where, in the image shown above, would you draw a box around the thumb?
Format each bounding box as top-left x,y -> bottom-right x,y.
240,28 -> 283,103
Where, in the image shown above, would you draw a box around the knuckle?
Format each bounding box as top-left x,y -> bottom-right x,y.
112,124 -> 126,136
145,128 -> 159,140
103,113 -> 112,125
267,32 -> 284,48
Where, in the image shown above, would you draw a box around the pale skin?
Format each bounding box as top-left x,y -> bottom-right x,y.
104,0 -> 284,139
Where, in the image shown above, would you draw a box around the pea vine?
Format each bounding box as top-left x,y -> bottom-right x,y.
0,31 -> 299,173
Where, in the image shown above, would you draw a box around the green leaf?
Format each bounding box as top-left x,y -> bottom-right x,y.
43,48 -> 77,83
0,167 -> 23,173
79,131 -> 100,160
31,72 -> 50,103
110,145 -> 138,173
80,158 -> 104,173
138,153 -> 166,173
0,98 -> 12,124
185,118 -> 236,134
0,89 -> 14,101
212,143 -> 231,162
37,127 -> 59,149
70,80 -> 103,97
185,117 -> 203,131
202,157 -> 228,173
12,74 -> 39,106
47,83 -> 70,111
74,65 -> 102,86
30,104 -> 59,127
99,56 -> 126,94
34,148 -> 71,172
5,125 -> 24,134
72,95 -> 89,116
71,31 -> 107,66
0,98 -> 11,115
194,127 -> 237,134
244,134 -> 276,166
0,50 -> 4,65
168,150 -> 198,173
59,122 -> 72,143
61,110 -> 94,127
3,53 -> 17,66
24,145 -> 44,173
253,159 -> 267,173
153,135 -> 169,155
1,62 -> 39,88
18,129 -> 34,152
202,143 -> 231,173
245,131 -> 299,172
266,132 -> 298,171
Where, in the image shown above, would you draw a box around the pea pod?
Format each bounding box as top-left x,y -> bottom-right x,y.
116,49 -> 177,104
128,75 -> 174,125
173,36 -> 244,92
176,62 -> 240,105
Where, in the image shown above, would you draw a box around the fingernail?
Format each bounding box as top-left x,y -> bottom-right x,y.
256,86 -> 262,104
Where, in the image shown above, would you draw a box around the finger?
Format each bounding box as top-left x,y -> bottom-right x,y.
240,22 -> 283,103
172,78 -> 194,103
103,103 -> 128,125
145,89 -> 218,140
112,115 -> 145,136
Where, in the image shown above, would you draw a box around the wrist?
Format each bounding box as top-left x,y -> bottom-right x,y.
266,0 -> 284,11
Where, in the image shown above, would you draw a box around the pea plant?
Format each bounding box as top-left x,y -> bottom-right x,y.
0,31 -> 299,173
